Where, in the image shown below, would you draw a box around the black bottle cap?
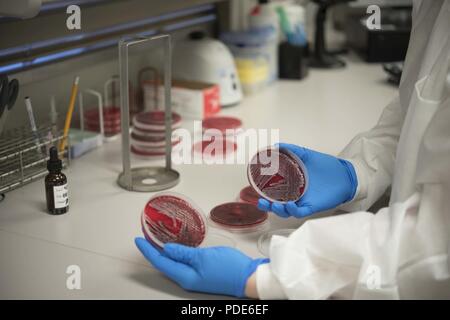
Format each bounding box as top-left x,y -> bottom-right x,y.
189,31 -> 206,40
47,146 -> 62,171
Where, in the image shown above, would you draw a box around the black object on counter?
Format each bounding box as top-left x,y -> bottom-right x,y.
45,147 -> 69,215
278,42 -> 309,80
309,0 -> 355,69
345,8 -> 412,63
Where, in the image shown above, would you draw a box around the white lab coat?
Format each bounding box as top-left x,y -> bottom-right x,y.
256,0 -> 450,299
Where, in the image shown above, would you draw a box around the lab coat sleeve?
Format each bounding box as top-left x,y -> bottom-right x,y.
255,211 -> 374,300
256,187 -> 450,299
337,96 -> 404,211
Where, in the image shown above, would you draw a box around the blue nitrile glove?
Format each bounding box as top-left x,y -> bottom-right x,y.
258,143 -> 358,218
135,237 -> 269,298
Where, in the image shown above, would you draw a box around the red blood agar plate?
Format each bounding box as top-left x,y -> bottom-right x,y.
84,117 -> 121,127
238,185 -> 260,206
131,132 -> 181,148
202,116 -> 242,134
131,145 -> 178,159
209,202 -> 268,233
133,111 -> 181,131
192,139 -> 237,156
84,106 -> 121,121
141,192 -> 207,248
132,127 -> 167,138
247,147 -> 308,203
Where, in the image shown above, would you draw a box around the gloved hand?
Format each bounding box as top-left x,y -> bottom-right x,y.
135,237 -> 269,298
258,143 -> 358,218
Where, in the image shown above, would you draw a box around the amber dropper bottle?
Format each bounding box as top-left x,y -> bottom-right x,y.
45,147 -> 69,214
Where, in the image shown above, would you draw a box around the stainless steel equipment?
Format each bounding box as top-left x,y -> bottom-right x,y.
0,125 -> 70,195
117,34 -> 180,192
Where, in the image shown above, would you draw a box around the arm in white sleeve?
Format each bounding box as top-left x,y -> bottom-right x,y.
338,96 -> 404,212
254,0 -> 450,301
256,186 -> 450,299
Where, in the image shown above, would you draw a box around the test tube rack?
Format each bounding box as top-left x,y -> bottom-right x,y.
0,125 -> 70,196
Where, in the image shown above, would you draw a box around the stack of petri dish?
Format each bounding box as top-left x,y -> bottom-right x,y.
84,107 -> 122,138
131,110 -> 182,158
193,116 -> 243,158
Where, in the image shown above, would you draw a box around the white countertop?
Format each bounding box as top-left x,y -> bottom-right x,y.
0,58 -> 397,299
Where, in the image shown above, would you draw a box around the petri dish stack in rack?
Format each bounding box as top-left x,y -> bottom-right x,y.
131,110 -> 182,158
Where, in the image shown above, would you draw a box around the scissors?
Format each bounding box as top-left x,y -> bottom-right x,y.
0,75 -> 19,136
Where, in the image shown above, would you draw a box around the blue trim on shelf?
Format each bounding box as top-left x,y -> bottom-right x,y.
0,12 -> 216,74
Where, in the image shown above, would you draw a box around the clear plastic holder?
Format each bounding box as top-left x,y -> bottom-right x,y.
258,228 -> 296,257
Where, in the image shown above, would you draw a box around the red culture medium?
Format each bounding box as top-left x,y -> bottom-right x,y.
142,193 -> 206,248
83,106 -> 122,136
131,110 -> 182,158
192,139 -> 237,156
248,148 -> 307,203
133,110 -> 181,130
210,202 -> 268,228
202,116 -> 242,133
84,106 -> 121,121
239,185 -> 260,206
131,132 -> 181,148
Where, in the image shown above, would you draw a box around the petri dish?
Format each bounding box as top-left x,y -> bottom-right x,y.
209,202 -> 269,233
202,116 -> 242,134
131,132 -> 181,148
238,185 -> 260,206
133,111 -> 182,131
84,117 -> 121,127
248,147 -> 308,204
257,228 -> 296,257
86,123 -> 121,132
84,106 -> 121,121
131,145 -> 171,159
141,192 -> 207,248
132,127 -> 167,138
192,139 -> 237,156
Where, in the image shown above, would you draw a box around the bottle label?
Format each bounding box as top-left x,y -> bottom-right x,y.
54,184 -> 69,209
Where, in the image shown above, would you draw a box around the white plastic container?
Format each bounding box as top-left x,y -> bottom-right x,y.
221,26 -> 278,90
